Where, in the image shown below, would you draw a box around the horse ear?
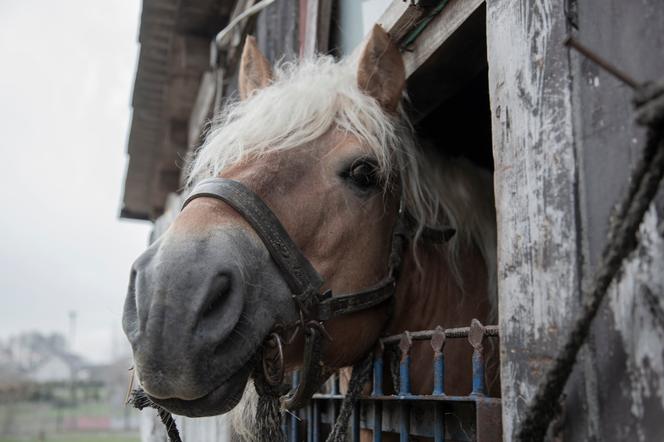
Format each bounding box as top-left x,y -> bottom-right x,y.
357,25 -> 405,112
239,36 -> 273,100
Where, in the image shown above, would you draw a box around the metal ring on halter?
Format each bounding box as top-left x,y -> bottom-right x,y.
262,332 -> 285,386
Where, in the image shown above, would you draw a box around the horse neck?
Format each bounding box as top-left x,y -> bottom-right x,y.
386,240 -> 492,335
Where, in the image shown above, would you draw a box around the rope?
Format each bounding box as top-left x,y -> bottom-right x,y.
516,82 -> 664,441
326,354 -> 373,442
253,376 -> 287,442
128,388 -> 182,442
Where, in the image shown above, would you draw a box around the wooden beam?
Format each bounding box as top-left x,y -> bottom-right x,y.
486,1 -> 580,439
377,0 -> 424,43
188,70 -> 216,149
375,0 -> 484,77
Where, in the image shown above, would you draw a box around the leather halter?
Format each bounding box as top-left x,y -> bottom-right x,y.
182,177 -> 453,409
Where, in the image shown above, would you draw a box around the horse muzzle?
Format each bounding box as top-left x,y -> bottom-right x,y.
121,225 -> 297,415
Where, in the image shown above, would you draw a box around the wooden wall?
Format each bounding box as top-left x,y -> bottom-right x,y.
488,0 -> 664,440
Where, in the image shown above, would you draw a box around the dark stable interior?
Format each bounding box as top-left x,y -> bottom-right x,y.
406,4 -> 493,172
412,68 -> 493,171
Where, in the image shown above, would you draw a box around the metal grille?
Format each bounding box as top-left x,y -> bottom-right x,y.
283,319 -> 502,442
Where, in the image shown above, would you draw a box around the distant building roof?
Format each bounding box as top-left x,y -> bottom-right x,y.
121,0 -> 233,220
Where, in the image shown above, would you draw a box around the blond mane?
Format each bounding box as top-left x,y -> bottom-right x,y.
187,55 -> 495,304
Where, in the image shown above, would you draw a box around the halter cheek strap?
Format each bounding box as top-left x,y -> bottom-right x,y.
182,178 -> 403,409
182,177 -> 453,410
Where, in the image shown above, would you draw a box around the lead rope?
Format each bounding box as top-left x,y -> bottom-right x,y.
326,353 -> 374,442
128,388 -> 182,442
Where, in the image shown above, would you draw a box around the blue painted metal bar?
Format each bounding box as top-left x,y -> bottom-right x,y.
399,355 -> 411,396
471,349 -> 486,396
372,401 -> 382,442
399,402 -> 410,442
433,353 -> 445,395
468,320 -> 486,397
373,348 -> 383,397
399,332 -> 412,396
332,372 -> 340,395
289,410 -> 298,442
312,401 -> 320,442
281,322 -> 500,441
352,401 -> 360,442
431,326 -> 446,396
290,371 -> 300,442
306,404 -> 313,442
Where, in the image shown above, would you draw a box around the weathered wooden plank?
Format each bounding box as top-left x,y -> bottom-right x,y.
376,0 -> 423,43
256,0 -> 299,64
316,0 -> 333,53
486,1 -> 580,440
570,1 -> 664,440
188,70 -> 216,149
401,0 -> 483,77
301,0 -> 319,58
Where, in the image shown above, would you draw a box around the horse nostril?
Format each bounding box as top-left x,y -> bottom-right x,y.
202,274 -> 232,318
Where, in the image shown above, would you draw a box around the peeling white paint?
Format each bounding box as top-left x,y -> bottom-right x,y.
487,1 -> 580,439
609,208 -> 664,442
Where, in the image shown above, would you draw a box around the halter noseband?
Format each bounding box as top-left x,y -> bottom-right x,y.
182,177 -> 451,410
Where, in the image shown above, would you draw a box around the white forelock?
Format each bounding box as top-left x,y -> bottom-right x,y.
186,55 -> 496,305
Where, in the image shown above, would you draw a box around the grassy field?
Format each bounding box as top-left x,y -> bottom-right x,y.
0,400 -> 140,442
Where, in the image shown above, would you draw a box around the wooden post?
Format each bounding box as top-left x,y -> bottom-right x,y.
486,2 -> 580,439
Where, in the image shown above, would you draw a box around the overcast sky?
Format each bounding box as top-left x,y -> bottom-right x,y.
0,0 -> 151,363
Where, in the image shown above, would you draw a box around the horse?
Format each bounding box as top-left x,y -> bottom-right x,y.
122,25 -> 498,440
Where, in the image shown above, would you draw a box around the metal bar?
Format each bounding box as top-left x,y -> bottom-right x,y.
433,353 -> 445,395
290,371 -> 300,442
373,348 -> 384,396
373,401 -> 383,442
332,373 -> 340,395
434,403 -> 445,442
431,326 -> 446,396
564,36 -> 639,89
352,401 -> 361,442
331,372 -> 339,428
313,401 -> 320,442
399,333 -> 412,396
353,394 -> 501,403
307,404 -> 313,442
399,402 -> 410,442
471,349 -> 486,396
381,324 -> 499,345
468,320 -> 486,396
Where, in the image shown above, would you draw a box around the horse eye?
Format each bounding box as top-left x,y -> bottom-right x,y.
343,159 -> 380,191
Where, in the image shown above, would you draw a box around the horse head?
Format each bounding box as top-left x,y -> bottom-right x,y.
122,26 -> 418,417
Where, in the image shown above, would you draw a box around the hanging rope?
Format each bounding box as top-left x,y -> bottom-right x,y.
325,353 -> 374,442
516,72 -> 664,440
128,388 -> 183,442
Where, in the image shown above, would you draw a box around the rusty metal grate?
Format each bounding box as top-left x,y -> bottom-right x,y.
283,319 -> 502,442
